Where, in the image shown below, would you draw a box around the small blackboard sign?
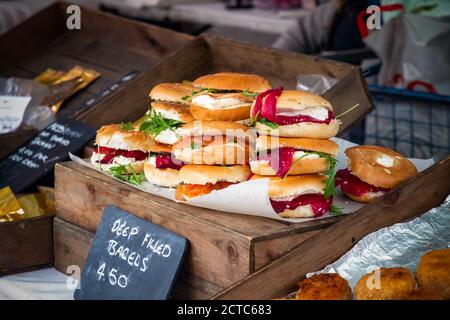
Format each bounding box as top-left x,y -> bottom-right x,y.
0,117 -> 95,193
74,206 -> 188,300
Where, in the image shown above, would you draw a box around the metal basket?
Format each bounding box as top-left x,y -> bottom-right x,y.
342,85 -> 450,160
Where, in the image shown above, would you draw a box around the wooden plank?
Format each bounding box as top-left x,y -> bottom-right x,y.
213,157 -> 450,299
54,217 -> 223,300
0,2 -> 66,69
0,215 -> 54,275
75,38 -> 211,128
55,162 -> 252,286
54,216 -> 93,274
203,34 -> 355,88
252,230 -> 321,271
79,5 -> 192,57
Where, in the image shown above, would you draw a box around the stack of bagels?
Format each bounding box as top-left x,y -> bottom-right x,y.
90,72 -> 418,218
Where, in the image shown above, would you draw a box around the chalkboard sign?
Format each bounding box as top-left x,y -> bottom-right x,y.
0,118 -> 95,193
74,206 -> 188,300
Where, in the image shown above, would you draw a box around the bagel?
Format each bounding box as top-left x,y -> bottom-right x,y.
251,175 -> 332,218
251,136 -> 338,176
251,89 -> 339,138
346,145 -> 417,189
188,72 -> 271,122
173,135 -> 249,165
176,164 -> 251,201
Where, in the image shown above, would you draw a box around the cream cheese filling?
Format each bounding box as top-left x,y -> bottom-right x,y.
192,94 -> 250,110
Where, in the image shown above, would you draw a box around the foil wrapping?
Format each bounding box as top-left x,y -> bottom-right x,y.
311,194 -> 450,288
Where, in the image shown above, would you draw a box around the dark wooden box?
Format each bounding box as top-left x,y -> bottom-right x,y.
0,1 -> 192,159
0,215 -> 54,276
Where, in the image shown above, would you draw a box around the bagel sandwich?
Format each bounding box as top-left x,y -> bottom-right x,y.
251,89 -> 340,138
250,136 -> 339,177
175,164 -> 252,201
173,120 -> 252,165
251,175 -> 340,218
336,145 -> 417,203
185,72 -> 271,122
144,143 -> 184,188
139,83 -> 195,145
91,124 -> 154,184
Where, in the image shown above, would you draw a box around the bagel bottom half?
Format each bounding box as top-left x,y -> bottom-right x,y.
254,119 -> 340,138
341,190 -> 386,203
90,156 -> 145,174
143,162 -> 179,188
250,157 -> 329,176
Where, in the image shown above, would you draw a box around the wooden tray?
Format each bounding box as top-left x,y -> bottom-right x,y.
213,157 -> 450,299
0,1 -> 192,159
0,215 -> 54,276
54,161 -> 332,291
53,33 -> 374,297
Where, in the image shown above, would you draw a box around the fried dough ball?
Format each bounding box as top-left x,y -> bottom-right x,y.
403,287 -> 444,300
354,267 -> 416,300
296,273 -> 352,300
416,248 -> 450,299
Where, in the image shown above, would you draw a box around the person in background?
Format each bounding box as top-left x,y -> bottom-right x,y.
273,0 -> 380,54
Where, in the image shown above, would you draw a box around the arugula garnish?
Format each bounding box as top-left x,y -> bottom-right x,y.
241,90 -> 259,99
109,164 -> 145,186
139,110 -> 183,138
329,204 -> 343,216
181,88 -> 258,101
281,151 -> 337,199
257,118 -> 279,129
120,122 -> 134,130
315,152 -> 338,199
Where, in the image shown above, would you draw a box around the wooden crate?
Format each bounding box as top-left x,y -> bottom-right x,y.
53,33 -> 373,296
54,161 -> 329,290
0,215 -> 54,275
213,157 -> 450,299
53,217 -> 224,299
0,1 -> 192,159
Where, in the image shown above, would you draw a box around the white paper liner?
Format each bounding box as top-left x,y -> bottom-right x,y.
69,138 -> 435,223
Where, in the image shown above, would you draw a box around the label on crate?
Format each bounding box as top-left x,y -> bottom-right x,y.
74,205 -> 188,300
0,117 -> 95,193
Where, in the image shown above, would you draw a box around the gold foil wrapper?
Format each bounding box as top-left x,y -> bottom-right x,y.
0,186 -> 25,223
0,186 -> 55,223
36,66 -> 100,113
